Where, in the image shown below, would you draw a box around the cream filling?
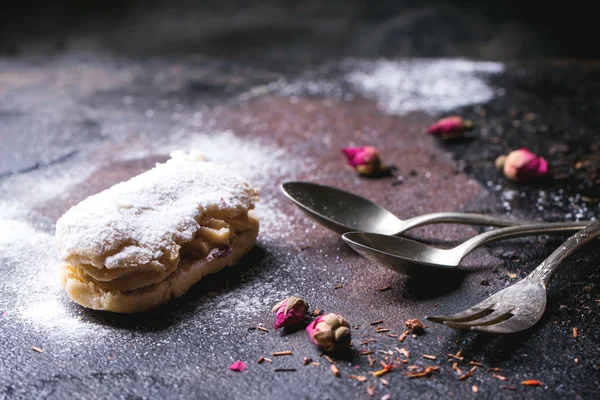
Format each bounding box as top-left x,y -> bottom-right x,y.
74,212 -> 255,292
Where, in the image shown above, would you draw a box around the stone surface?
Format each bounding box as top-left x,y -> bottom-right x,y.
0,53 -> 599,399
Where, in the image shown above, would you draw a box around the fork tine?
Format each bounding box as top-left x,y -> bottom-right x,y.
445,309 -> 514,330
426,306 -> 494,324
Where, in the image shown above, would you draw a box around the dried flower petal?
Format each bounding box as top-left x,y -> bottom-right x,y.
496,148 -> 549,182
306,313 -> 351,352
229,360 -> 247,372
341,146 -> 389,176
272,296 -> 309,329
522,379 -> 543,386
427,116 -> 473,139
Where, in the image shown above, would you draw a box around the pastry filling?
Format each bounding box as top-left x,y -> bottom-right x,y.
71,212 -> 255,292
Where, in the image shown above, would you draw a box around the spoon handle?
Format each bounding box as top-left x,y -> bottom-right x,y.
526,220 -> 600,287
398,212 -> 528,234
454,221 -> 590,258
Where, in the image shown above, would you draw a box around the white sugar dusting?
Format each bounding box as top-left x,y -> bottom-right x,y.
0,218 -> 106,337
158,130 -> 300,188
345,59 -> 504,115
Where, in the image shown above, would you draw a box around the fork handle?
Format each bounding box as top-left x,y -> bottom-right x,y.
527,220 -> 600,287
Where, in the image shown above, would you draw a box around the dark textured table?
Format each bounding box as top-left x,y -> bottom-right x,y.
0,52 -> 599,400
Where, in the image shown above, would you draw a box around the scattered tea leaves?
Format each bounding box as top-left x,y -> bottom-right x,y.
404,366 -> 439,378
348,375 -> 367,383
372,368 -> 392,377
331,364 -> 341,377
368,355 -> 376,367
396,348 -> 410,358
399,330 -> 410,342
522,379 -> 543,386
272,351 -> 293,356
459,366 -> 477,381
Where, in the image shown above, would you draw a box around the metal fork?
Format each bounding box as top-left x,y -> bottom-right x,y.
426,220 -> 600,334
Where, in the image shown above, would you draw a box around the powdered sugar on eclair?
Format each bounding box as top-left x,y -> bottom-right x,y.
56,150 -> 258,273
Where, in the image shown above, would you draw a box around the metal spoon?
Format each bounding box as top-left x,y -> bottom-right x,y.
341,221 -> 589,275
281,181 -> 525,236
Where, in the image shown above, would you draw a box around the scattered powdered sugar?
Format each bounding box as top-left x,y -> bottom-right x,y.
0,219 -> 107,337
156,129 -> 302,189
345,59 -> 504,115
252,58 -> 503,116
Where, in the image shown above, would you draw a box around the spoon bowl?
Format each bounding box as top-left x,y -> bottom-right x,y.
281,181 -> 402,235
342,232 -> 465,275
342,221 -> 589,275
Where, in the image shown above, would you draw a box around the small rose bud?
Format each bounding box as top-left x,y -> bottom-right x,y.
341,146 -> 389,176
427,116 -> 473,139
405,318 -> 426,334
272,296 -> 309,329
306,313 -> 351,352
495,148 -> 549,182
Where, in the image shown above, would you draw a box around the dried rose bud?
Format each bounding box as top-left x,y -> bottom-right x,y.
341,146 -> 388,176
405,319 -> 426,334
272,296 -> 309,329
306,313 -> 351,352
427,116 -> 473,139
496,148 -> 549,182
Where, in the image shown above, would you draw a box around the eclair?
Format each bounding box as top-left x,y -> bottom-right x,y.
56,150 -> 259,313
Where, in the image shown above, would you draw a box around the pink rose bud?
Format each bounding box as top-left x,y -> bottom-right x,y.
427,116 -> 473,139
496,148 -> 549,182
228,360 -> 247,372
341,146 -> 388,176
272,296 -> 309,329
306,313 -> 351,352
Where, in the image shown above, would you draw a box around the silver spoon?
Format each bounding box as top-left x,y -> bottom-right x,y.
281,181 -> 526,236
341,221 -> 589,275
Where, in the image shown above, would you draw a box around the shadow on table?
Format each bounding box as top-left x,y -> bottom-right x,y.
72,245 -> 267,332
339,236 -> 471,298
